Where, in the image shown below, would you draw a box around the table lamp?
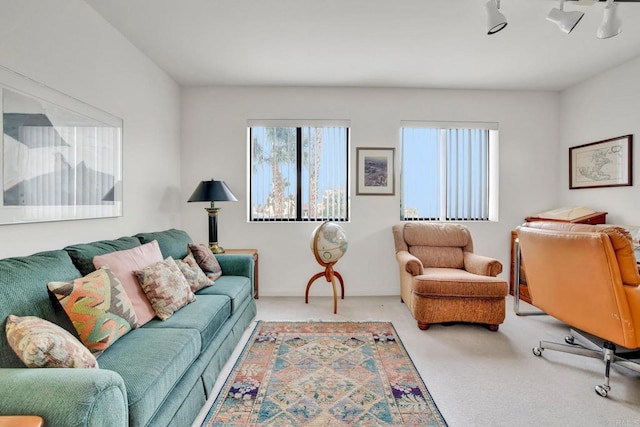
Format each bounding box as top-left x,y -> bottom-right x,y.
188,179 -> 237,253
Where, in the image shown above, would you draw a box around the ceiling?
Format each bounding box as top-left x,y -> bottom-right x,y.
84,0 -> 640,91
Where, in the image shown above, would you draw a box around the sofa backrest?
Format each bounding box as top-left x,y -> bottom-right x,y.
398,222 -> 474,269
135,229 -> 193,260
0,250 -> 81,368
64,236 -> 141,276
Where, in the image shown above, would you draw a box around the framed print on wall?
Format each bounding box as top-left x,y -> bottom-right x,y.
356,147 -> 395,195
0,65 -> 123,224
569,134 -> 632,189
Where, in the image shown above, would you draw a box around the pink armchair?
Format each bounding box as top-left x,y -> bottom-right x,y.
392,222 -> 508,331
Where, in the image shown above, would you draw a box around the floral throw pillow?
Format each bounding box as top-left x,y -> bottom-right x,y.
134,257 -> 196,320
176,254 -> 213,292
5,315 -> 98,368
187,243 -> 222,280
48,265 -> 139,356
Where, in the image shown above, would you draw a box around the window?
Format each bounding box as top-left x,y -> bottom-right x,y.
249,122 -> 349,221
400,122 -> 498,221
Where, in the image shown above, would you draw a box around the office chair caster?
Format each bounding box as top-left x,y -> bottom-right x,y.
532,347 -> 543,356
564,335 -> 575,344
595,384 -> 610,397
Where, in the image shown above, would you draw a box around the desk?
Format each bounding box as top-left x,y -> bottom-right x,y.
222,249 -> 259,299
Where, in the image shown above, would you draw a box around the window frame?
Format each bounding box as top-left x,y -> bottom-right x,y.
248,122 -> 350,222
399,121 -> 499,222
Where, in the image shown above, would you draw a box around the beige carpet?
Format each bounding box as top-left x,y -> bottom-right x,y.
194,296 -> 640,427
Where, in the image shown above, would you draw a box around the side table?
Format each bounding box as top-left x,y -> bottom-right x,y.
222,249 -> 259,299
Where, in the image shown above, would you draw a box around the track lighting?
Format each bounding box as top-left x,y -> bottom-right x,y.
485,0 -> 507,35
547,0 -> 584,34
597,0 -> 622,39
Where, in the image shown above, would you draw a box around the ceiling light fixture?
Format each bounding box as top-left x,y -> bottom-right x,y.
597,0 -> 622,39
485,0 -> 507,35
547,0 -> 585,34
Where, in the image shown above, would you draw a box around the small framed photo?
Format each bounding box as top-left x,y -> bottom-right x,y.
569,135 -> 632,189
356,147 -> 395,195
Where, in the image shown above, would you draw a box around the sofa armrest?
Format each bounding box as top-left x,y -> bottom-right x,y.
464,252 -> 503,277
0,368 -> 127,427
215,253 -> 255,286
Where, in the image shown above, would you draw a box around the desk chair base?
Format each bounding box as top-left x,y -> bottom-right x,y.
532,329 -> 640,397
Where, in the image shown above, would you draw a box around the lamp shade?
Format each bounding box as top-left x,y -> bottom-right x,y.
188,180 -> 238,203
485,0 -> 507,35
547,8 -> 584,34
597,1 -> 621,39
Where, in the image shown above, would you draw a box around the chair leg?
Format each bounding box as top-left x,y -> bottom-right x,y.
595,342 -> 615,397
487,324 -> 499,332
417,321 -> 430,330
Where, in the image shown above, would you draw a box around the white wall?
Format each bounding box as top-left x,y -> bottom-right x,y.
560,56 -> 640,225
0,0 -> 182,258
181,86 -> 560,297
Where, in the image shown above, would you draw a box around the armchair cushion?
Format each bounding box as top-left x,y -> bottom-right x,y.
410,246 -> 464,269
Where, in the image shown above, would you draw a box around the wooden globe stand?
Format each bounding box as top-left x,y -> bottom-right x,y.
305,229 -> 345,314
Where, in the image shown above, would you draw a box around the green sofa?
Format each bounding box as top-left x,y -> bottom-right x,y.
0,229 -> 257,427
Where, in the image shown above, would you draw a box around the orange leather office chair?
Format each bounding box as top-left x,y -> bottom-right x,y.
517,221 -> 640,397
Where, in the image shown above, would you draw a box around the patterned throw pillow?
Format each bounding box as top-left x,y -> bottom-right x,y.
5,315 -> 98,368
187,243 -> 222,280
176,254 -> 213,292
48,266 -> 139,356
134,257 -> 196,320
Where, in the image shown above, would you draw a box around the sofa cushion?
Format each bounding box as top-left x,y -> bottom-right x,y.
176,254 -> 213,292
48,266 -> 139,355
143,294 -> 231,346
93,241 -> 164,326
5,315 -> 98,368
97,327 -> 201,427
188,243 -> 223,280
197,275 -> 252,314
64,237 -> 141,276
135,229 -> 193,260
0,250 -> 81,368
134,257 -> 196,321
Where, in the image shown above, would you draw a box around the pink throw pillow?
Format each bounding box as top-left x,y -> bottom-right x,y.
93,241 -> 163,326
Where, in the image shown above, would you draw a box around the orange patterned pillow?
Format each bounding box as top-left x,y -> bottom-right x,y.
48,266 -> 138,355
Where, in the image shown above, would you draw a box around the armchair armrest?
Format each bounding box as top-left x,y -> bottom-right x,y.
0,368 -> 127,427
464,252 -> 503,277
396,251 -> 423,276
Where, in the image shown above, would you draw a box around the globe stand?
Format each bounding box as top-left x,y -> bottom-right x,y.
305,231 -> 345,314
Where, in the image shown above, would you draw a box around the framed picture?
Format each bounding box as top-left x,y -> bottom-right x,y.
356,147 -> 395,195
0,65 -> 123,224
569,135 -> 632,189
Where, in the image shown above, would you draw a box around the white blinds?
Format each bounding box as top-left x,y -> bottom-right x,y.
401,126 -> 491,221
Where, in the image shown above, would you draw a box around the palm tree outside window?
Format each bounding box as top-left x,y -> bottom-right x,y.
249,123 -> 349,221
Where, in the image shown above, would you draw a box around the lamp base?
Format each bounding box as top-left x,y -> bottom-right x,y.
210,242 -> 225,254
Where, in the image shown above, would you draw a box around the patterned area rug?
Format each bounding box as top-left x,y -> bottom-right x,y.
202,321 -> 447,426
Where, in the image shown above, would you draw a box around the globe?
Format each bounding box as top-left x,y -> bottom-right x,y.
310,221 -> 348,265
